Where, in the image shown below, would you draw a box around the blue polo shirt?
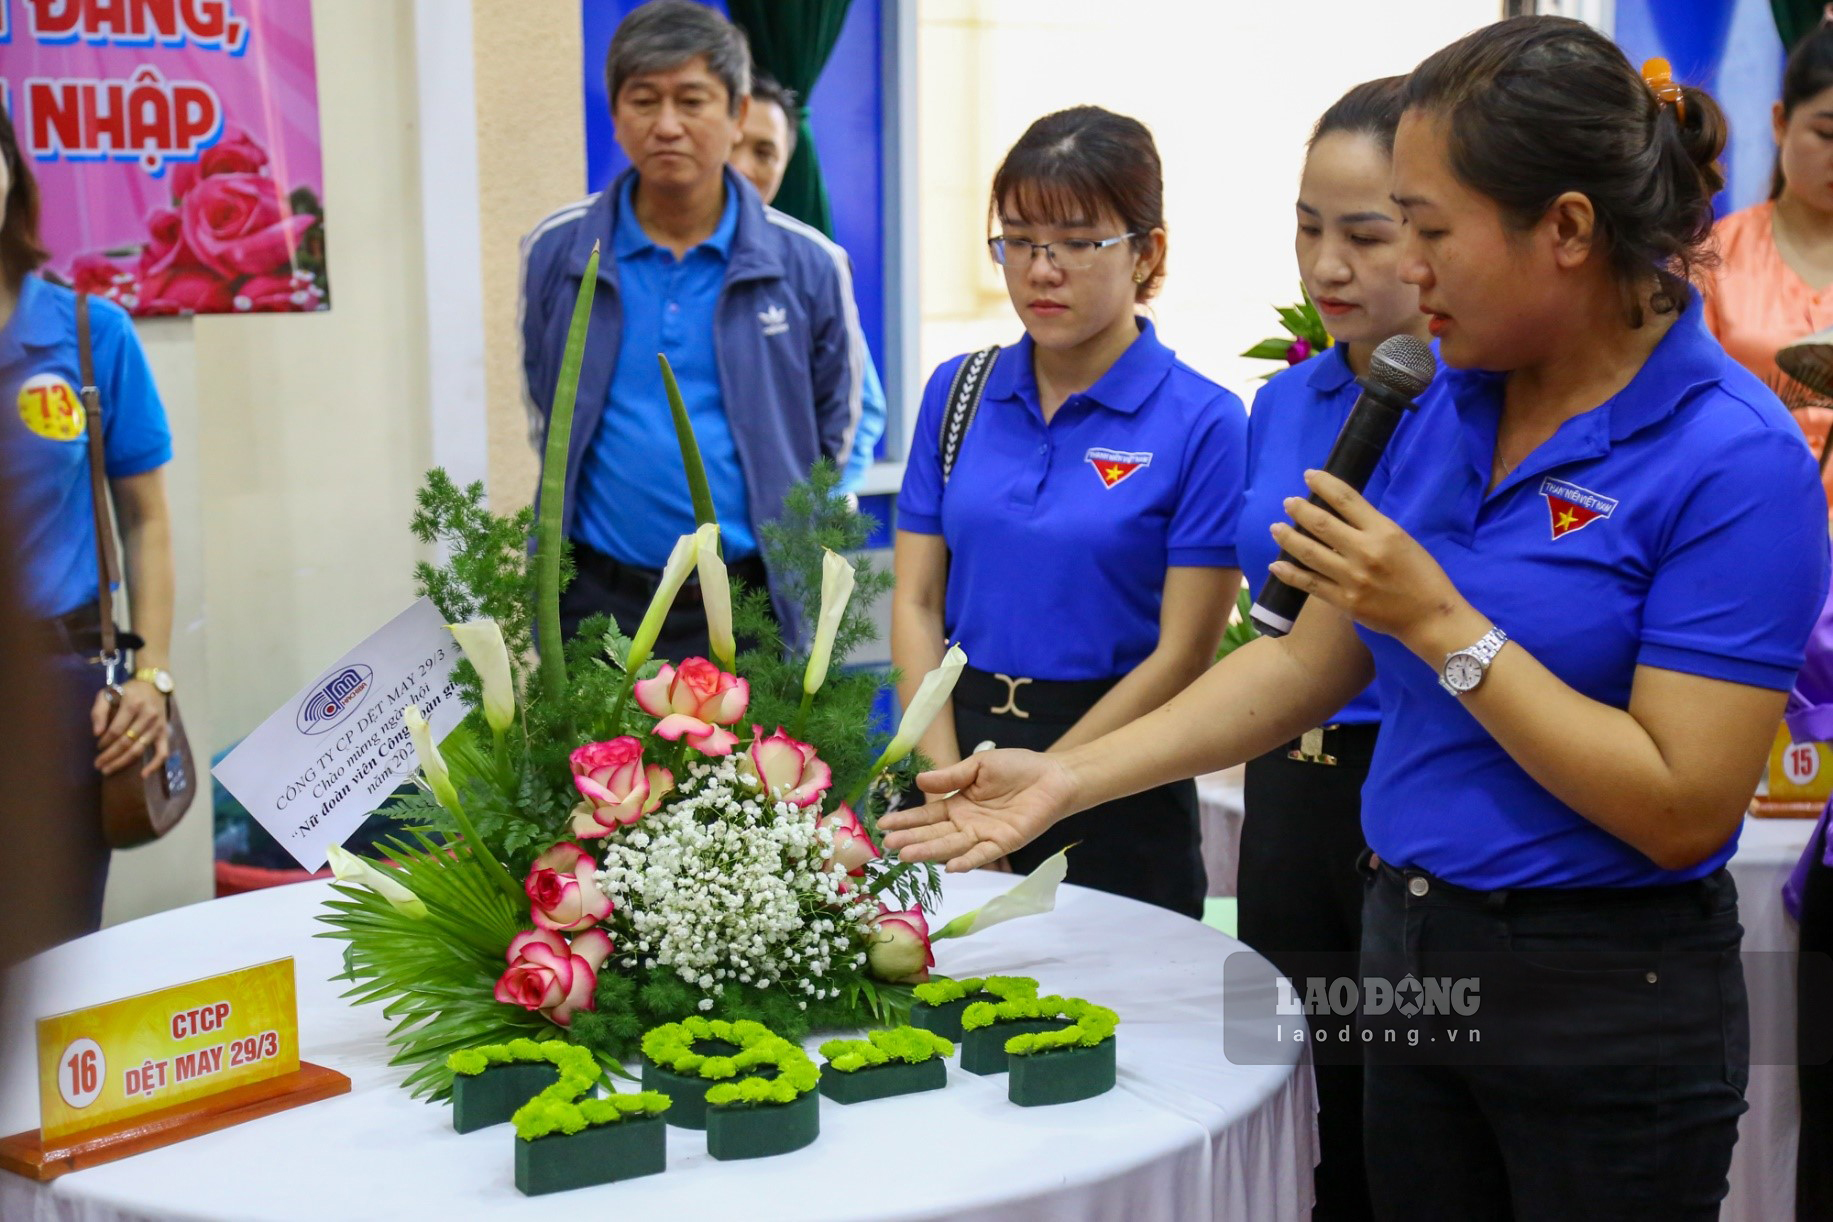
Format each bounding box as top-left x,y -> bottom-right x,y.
0,275 -> 171,619
1240,344 -> 1420,726
898,319 -> 1248,680
574,176 -> 756,567
1360,297 -> 1829,889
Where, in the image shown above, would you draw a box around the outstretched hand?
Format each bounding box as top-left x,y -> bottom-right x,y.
878,748 -> 1076,872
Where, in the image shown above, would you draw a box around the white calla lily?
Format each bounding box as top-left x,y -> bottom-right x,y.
327,844 -> 427,918
884,643 -> 968,766
931,847 -> 1068,940
403,704 -> 458,808
626,532 -> 700,671
448,619 -> 516,735
802,549 -> 855,696
694,523 -> 735,672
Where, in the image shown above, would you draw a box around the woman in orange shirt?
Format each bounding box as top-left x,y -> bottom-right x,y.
1704,18 -> 1833,492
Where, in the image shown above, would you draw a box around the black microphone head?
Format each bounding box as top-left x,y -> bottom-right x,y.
1367,334 -> 1436,399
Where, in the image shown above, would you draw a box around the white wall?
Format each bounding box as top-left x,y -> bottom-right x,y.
103,0 -> 433,923
917,0 -> 1497,413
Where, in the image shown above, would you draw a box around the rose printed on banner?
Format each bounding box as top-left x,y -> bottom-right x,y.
182,174 -> 317,278
70,125 -> 326,318
493,928 -> 615,1027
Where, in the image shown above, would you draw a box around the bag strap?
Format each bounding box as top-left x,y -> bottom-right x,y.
76,293 -> 121,674
939,345 -> 1000,485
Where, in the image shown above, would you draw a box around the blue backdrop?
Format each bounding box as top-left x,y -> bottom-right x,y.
1615,0 -> 1785,215
581,0 -> 887,370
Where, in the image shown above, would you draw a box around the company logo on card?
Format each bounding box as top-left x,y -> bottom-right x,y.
296,665 -> 373,735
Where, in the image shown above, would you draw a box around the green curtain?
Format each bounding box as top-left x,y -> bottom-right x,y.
1773,0 -> 1827,50
728,0 -> 853,237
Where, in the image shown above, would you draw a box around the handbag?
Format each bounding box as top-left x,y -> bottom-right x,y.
76,292 -> 197,848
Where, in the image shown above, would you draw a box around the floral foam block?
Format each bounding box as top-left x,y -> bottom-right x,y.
451,1063 -> 561,1134
1007,1037 -> 1117,1107
960,1020 -> 1060,1076
513,1114 -> 667,1194
705,1089 -> 820,1160
818,1056 -> 946,1105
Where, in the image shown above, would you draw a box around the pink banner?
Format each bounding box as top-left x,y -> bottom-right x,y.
0,0 -> 329,315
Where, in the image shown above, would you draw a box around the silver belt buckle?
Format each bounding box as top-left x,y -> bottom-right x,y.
990,672 -> 1032,719
1288,725 -> 1338,766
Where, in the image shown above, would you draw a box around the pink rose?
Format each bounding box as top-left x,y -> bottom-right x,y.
525,841 -> 614,933
138,264 -> 234,316
741,727 -> 832,808
70,253 -> 133,299
634,658 -> 749,756
493,928 -> 614,1027
866,907 -> 933,984
139,207 -> 193,279
819,804 -> 880,877
172,125 -> 270,203
180,172 -> 316,278
569,737 -> 672,837
234,268 -> 326,313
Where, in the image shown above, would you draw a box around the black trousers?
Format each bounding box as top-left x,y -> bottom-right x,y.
559,537 -> 769,662
41,649 -> 112,952
1800,818 -> 1833,1222
1239,724 -> 1377,1222
951,666 -> 1205,919
1359,859 -> 1748,1222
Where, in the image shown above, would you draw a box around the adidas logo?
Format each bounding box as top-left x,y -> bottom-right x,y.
758,305 -> 789,337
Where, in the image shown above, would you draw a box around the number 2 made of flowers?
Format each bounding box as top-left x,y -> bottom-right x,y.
446,1040 -> 670,1195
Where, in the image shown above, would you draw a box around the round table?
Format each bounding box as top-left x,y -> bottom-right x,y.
0,873 -> 1318,1221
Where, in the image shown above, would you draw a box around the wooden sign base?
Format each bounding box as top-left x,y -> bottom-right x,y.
0,1061 -> 349,1182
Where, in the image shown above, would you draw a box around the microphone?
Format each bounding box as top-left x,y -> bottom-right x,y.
1249,333 -> 1438,638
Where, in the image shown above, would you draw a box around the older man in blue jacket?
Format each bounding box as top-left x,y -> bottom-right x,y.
520,0 -> 864,655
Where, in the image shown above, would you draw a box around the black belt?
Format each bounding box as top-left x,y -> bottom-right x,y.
1366,853 -> 1731,915
571,538 -> 768,607
33,603 -> 144,658
954,665 -> 1116,723
1279,721 -> 1379,767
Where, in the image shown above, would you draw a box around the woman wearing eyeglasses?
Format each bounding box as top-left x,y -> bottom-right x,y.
891,106 -> 1246,916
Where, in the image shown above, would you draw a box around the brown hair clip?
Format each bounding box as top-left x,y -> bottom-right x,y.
1641,57 -> 1687,123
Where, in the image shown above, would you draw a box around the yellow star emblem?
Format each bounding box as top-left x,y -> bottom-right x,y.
1555,508 -> 1578,532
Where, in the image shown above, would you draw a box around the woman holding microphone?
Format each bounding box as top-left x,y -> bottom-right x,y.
886,17 -> 1828,1217
1236,75 -> 1426,1221
892,106 -> 1247,918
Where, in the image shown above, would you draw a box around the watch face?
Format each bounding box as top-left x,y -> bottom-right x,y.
1445,654 -> 1483,692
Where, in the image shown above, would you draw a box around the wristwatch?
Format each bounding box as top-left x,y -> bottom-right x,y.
134,667 -> 176,696
1439,627 -> 1508,696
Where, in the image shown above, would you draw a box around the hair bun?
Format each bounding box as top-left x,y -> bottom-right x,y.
1673,83 -> 1728,198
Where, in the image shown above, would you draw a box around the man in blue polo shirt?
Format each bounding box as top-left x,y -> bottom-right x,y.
520,1 -> 865,655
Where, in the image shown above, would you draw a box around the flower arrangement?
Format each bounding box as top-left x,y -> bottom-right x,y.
69,125 -> 328,316
1241,285 -> 1332,379
446,1040 -> 670,1141
818,1027 -> 954,1073
317,244 -> 1054,1101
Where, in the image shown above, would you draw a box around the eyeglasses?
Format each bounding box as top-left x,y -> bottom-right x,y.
987,233 -> 1139,271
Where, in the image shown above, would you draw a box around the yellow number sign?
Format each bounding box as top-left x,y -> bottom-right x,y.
34,959 -> 299,1142
1759,725 -> 1833,817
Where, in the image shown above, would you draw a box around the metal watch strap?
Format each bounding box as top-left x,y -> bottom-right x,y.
1440,626 -> 1509,696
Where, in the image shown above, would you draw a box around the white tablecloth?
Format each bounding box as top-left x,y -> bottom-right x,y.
1725,815 -> 1815,1222
0,873 -> 1317,1222
1197,768 -> 1246,898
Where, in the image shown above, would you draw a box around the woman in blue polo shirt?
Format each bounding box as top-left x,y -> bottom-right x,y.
0,108 -> 178,947
885,19 -> 1829,1217
1236,75 -> 1426,1222
893,105 -> 1246,918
